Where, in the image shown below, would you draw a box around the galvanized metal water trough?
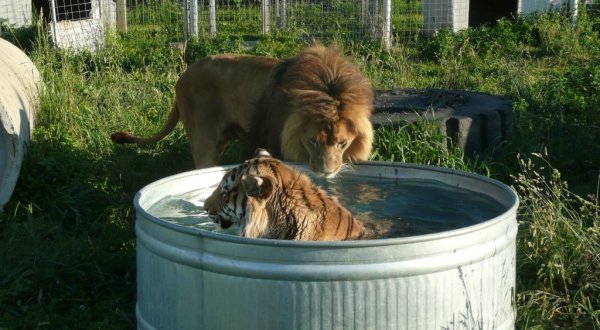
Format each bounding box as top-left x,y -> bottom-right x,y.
135,161 -> 518,329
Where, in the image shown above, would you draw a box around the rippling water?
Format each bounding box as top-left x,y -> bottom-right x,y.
146,174 -> 504,238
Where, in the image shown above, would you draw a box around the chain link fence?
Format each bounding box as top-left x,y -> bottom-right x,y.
1,0 -> 599,51
185,0 -> 471,44
126,0 -> 397,44
190,0 -> 398,44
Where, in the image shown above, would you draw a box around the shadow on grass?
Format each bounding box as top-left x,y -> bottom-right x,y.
0,134 -> 199,328
509,97 -> 600,197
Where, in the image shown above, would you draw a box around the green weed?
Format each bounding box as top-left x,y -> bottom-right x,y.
0,10 -> 599,329
513,152 -> 600,328
371,120 -> 491,175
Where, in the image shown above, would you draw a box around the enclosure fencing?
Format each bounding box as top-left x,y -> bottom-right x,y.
124,0 -> 414,49
1,0 -> 598,51
134,0 -> 469,48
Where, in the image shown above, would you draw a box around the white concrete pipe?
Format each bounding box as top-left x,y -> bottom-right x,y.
0,38 -> 40,210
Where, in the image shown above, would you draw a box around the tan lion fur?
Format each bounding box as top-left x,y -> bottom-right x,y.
111,45 -> 374,176
203,149 -> 390,241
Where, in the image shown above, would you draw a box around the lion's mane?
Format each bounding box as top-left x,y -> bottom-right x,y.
257,45 -> 374,164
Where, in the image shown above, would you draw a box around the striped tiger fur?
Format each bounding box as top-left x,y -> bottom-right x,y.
203,149 -> 391,241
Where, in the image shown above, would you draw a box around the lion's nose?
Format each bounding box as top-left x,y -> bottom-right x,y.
323,171 -> 338,179
322,168 -> 335,175
320,166 -> 340,178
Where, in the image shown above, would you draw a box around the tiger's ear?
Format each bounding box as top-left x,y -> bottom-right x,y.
241,175 -> 273,199
254,148 -> 272,158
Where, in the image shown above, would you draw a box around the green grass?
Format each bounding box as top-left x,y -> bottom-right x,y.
513,151 -> 600,328
1,10 -> 599,329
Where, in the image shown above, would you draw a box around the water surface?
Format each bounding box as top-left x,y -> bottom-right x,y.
147,174 -> 505,238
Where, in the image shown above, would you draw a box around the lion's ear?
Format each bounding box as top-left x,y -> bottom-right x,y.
241,175 -> 273,199
254,148 -> 272,158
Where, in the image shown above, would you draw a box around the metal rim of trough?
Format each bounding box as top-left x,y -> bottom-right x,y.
372,88 -> 513,155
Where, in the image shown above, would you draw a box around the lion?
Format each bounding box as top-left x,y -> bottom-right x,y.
203,149 -> 391,240
111,45 -> 374,177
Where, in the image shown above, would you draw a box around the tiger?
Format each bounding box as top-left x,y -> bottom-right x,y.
203,149 -> 391,241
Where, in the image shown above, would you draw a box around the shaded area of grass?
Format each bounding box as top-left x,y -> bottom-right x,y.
1,10 -> 599,328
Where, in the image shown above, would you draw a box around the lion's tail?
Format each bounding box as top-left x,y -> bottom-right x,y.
111,103 -> 180,145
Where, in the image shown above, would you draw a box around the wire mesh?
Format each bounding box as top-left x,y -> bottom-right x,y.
195,0 -> 263,37
2,0 -> 597,51
40,0 -> 116,51
391,0 -> 423,41
262,0 -> 386,42
582,0 -> 600,12
519,0 -> 574,14
188,0 -> 390,43
183,0 -> 478,44
126,0 -> 185,39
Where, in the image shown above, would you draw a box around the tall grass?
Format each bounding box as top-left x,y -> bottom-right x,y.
1,10 -> 599,328
371,120 -> 492,175
513,152 -> 600,328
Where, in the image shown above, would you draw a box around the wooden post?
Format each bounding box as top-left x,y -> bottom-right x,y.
116,0 -> 127,33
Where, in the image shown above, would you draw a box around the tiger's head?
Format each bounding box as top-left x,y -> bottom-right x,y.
203,149 -> 281,235
203,148 -> 391,240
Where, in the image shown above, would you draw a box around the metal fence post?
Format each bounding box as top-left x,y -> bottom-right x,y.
570,0 -> 578,26
189,0 -> 198,38
280,0 -> 287,29
49,0 -> 59,45
209,0 -> 216,36
274,0 -> 286,30
383,0 -> 391,51
183,0 -> 189,40
274,0 -> 279,29
262,0 -> 270,34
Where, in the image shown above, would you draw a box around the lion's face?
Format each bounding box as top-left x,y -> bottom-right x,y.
302,120 -> 356,177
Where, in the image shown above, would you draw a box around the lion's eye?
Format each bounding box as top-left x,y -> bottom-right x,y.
337,140 -> 348,149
